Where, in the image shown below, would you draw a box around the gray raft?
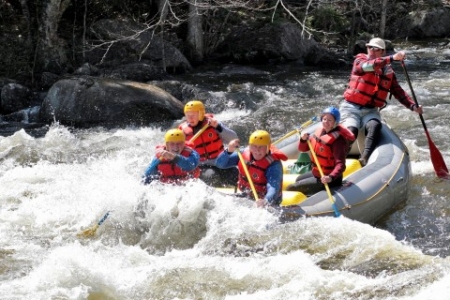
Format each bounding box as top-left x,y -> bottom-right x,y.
274,121 -> 411,225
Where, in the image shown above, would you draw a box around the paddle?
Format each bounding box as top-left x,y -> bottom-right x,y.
273,116 -> 318,145
307,140 -> 341,217
77,211 -> 110,238
401,61 -> 449,179
77,123 -> 211,238
237,151 -> 259,200
190,122 -> 210,143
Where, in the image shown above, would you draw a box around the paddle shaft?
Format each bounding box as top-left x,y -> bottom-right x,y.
307,140 -> 341,217
401,61 -> 428,131
401,61 -> 449,179
237,151 -> 259,200
97,211 -> 110,226
273,117 -> 317,145
190,122 -> 210,142
77,211 -> 110,238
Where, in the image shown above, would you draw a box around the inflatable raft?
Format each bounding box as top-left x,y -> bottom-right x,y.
219,120 -> 411,225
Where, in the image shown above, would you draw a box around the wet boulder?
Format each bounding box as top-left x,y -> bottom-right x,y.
40,76 -> 184,128
213,22 -> 335,65
1,83 -> 32,114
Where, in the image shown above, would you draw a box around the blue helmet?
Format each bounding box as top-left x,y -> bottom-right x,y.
321,106 -> 340,124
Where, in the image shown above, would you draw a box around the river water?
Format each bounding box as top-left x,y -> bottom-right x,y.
0,42 -> 449,299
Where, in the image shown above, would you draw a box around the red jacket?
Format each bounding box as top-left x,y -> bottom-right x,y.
237,146 -> 288,200
299,125 -> 355,179
179,114 -> 224,161
156,145 -> 200,183
344,53 -> 415,110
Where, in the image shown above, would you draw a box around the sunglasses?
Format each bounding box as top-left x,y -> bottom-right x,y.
368,47 -> 382,51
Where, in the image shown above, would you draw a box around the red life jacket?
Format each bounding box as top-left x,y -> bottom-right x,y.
344,54 -> 395,108
156,145 -> 200,184
309,125 -> 355,177
237,146 -> 288,200
179,114 -> 224,161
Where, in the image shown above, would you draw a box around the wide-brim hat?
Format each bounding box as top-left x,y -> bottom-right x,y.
366,38 -> 386,50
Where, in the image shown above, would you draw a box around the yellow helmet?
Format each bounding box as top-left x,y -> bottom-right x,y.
164,129 -> 185,143
184,100 -> 206,121
249,130 -> 271,146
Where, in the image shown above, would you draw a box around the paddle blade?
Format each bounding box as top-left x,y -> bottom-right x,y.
77,224 -> 99,238
401,61 -> 449,179
425,131 -> 450,179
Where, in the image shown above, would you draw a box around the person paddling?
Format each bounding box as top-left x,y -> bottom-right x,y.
178,100 -> 239,186
340,37 -> 423,166
142,129 -> 200,184
216,130 -> 288,208
286,107 -> 355,195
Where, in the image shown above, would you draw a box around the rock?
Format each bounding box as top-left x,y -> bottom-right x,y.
392,8 -> 450,38
101,61 -> 166,82
39,76 -> 184,128
213,22 -> 335,65
88,19 -> 193,74
1,83 -> 32,114
1,106 -> 41,123
39,72 -> 61,90
73,63 -> 100,76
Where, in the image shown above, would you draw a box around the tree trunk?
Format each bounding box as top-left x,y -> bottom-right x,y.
379,0 -> 388,38
347,1 -> 358,55
37,0 -> 71,74
156,0 -> 170,71
157,0 -> 169,20
19,0 -> 32,47
186,1 -> 204,63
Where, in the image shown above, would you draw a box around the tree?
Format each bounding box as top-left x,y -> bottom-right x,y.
379,0 -> 387,37
36,0 -> 72,74
187,1 -> 204,62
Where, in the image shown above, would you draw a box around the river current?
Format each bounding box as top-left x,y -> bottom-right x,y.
0,42 -> 449,299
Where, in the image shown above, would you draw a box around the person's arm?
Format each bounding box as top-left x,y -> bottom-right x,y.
217,122 -> 238,143
390,74 -> 417,110
352,54 -> 392,75
142,157 -> 160,184
356,51 -> 408,75
204,116 -> 238,144
175,149 -> 200,171
298,132 -> 310,152
215,149 -> 239,169
264,161 -> 283,204
328,137 -> 347,180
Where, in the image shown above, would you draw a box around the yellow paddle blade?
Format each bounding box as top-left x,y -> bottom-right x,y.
76,211 -> 110,238
77,224 -> 100,238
